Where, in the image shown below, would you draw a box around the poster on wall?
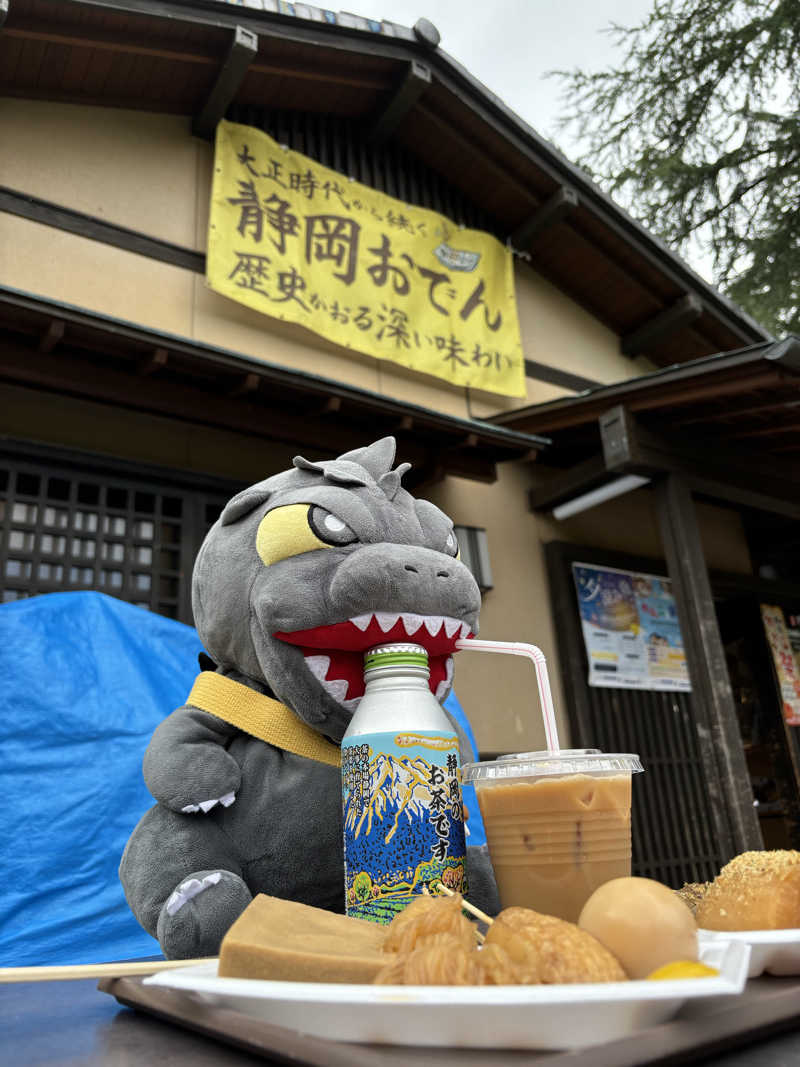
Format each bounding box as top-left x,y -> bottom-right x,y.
207,120 -> 525,398
760,604 -> 800,726
572,563 -> 691,691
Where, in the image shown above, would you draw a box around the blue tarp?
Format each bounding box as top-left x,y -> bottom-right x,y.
0,591 -> 485,966
1,592 -> 203,965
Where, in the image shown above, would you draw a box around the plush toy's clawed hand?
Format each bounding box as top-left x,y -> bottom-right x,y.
180,791 -> 236,814
165,872 -> 223,914
142,708 -> 242,811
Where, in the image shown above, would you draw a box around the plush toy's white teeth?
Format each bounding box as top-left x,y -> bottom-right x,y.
434,656 -> 455,701
402,612 -> 425,635
347,612 -> 471,641
304,653 -> 361,711
375,611 -> 399,633
321,679 -> 359,712
305,654 -> 332,682
322,676 -> 349,704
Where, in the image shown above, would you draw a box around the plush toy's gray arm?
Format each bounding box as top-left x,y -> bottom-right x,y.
143,706 -> 242,811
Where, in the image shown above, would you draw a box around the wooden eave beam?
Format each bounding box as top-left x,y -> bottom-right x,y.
2,19 -> 219,64
510,187 -> 579,249
39,319 -> 64,354
368,60 -> 431,146
193,25 -> 258,141
725,421 -> 800,440
0,339 -> 370,456
677,395 -> 800,426
621,293 -> 703,357
0,285 -> 547,456
767,335 -> 800,373
528,455 -> 609,512
228,371 -> 260,397
139,347 -> 168,376
494,366 -> 786,436
530,402 -> 800,518
599,404 -> 800,518
0,336 -> 535,482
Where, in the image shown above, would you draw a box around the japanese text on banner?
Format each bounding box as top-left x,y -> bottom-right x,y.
760,604 -> 800,726
207,121 -> 526,398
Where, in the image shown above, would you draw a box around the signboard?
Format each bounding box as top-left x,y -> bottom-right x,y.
572,563 -> 691,691
207,121 -> 525,398
760,604 -> 800,726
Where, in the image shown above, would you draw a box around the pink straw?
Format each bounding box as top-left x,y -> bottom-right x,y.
454,638 -> 561,753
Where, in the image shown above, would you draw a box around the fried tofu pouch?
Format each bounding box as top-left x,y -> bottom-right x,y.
695,850 -> 800,931
483,907 -> 627,983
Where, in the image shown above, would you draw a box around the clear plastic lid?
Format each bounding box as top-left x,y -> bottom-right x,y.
497,748 -> 600,760
462,750 -> 643,782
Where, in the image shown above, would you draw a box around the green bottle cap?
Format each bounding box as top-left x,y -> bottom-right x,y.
364,643 -> 429,671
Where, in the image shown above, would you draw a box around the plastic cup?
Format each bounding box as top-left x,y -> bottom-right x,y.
462,751 -> 643,923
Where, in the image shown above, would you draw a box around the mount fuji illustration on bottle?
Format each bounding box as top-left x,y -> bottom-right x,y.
342,738 -> 466,922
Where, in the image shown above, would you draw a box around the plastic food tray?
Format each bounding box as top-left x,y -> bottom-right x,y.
698,928 -> 800,978
144,939 -> 749,1050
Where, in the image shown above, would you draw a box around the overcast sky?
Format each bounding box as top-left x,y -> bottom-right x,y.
348,0 -> 656,155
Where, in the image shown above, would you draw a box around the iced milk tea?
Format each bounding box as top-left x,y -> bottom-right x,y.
463,752 -> 643,923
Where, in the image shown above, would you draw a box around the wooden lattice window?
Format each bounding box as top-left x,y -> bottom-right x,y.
0,446 -> 236,624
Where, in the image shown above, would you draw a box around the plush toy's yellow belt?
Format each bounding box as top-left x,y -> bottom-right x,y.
186,671 -> 342,768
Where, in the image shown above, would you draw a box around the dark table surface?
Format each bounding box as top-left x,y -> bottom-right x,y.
4,971 -> 800,1067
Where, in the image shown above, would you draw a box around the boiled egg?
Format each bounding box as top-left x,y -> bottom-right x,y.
578,876 -> 698,979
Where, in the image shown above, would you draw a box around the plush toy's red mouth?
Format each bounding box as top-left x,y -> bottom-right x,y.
273,611 -> 473,708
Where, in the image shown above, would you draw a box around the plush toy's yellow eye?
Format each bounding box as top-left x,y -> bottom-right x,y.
256,504 -> 357,566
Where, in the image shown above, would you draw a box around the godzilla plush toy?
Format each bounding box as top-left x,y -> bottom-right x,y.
120,436 -> 498,958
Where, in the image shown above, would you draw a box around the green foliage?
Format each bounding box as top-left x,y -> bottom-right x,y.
551,0 -> 800,335
352,871 -> 373,902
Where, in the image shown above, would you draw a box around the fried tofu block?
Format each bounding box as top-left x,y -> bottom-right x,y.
695,850 -> 800,931
218,895 -> 387,983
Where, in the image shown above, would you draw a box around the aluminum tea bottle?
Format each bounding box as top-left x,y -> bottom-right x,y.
341,642 -> 467,923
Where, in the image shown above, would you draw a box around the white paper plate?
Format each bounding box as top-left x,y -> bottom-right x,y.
144,940 -> 749,1050
699,928 -> 800,978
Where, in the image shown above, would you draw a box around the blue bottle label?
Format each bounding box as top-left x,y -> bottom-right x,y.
342,729 -> 467,923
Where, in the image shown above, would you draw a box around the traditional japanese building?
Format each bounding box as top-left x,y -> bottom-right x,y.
4,0 -> 799,886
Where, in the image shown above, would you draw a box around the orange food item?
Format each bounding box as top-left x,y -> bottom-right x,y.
647,961 -> 719,980
476,942 -> 526,985
382,892 -> 478,955
374,932 -> 481,985
484,906 -> 627,983
695,850 -> 800,931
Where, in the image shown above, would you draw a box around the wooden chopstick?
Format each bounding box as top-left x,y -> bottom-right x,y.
0,957 -> 218,983
435,882 -> 495,926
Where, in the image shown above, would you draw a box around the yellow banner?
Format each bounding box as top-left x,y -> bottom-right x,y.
207,121 -> 525,398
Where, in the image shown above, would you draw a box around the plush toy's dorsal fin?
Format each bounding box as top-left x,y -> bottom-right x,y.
292,456 -> 371,485
293,436 -> 400,487
220,483 -> 272,526
336,436 -> 397,480
222,438 -> 406,524
378,462 -> 411,500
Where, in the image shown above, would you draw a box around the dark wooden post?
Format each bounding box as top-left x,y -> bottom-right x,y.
656,472 -> 763,857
